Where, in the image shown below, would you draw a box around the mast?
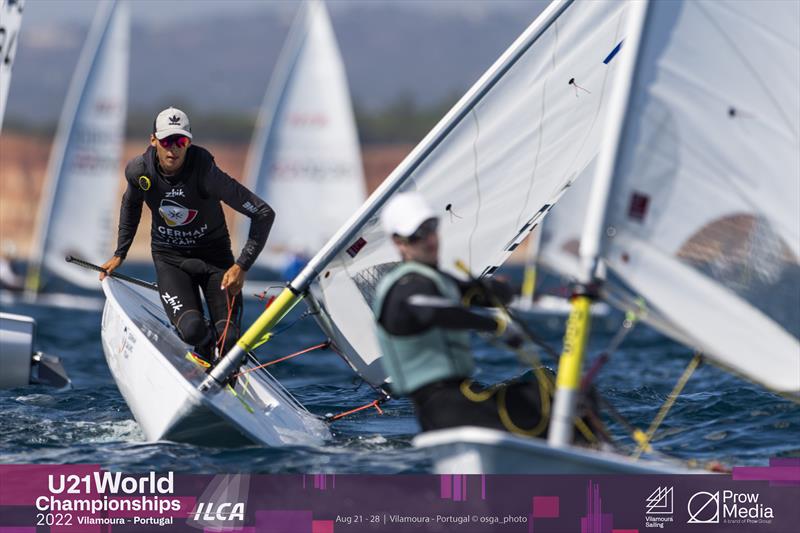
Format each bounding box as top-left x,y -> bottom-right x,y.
548,0 -> 651,447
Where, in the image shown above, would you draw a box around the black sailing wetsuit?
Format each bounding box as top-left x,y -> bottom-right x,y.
113,145 -> 274,358
377,272 -> 552,435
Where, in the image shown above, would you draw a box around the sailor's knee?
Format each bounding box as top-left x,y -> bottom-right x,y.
176,311 -> 210,345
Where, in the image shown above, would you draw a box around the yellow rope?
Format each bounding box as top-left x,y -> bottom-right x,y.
633,353 -> 702,459
459,379 -> 496,402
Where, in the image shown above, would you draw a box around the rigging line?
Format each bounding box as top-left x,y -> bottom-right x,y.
235,341 -> 330,377
467,109 -> 482,270
632,352 -> 703,460
327,398 -> 385,422
243,351 -> 312,414
271,308 -> 316,336
694,1 -> 797,139
215,288 -> 235,352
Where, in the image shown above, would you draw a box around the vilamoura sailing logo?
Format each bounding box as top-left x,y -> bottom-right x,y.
645,486 -> 673,528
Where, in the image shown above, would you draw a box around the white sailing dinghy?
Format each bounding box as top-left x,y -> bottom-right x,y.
241,0 -> 365,295
13,0 -> 128,311
100,277 -> 329,446
88,1 -> 332,447
416,0 -> 800,473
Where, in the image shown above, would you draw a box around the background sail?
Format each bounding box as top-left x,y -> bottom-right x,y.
28,0 -> 128,291
0,0 -> 24,130
309,0 -> 633,387
601,0 -> 800,395
243,0 -> 365,273
538,160 -> 596,282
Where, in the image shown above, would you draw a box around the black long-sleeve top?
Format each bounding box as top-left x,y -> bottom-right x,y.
378,270 -> 514,336
114,145 -> 273,270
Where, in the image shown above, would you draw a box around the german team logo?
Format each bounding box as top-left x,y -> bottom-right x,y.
158,199 -> 198,227
687,491 -> 720,524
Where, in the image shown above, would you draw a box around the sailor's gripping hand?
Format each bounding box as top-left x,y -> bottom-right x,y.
221,264 -> 245,295
99,256 -> 123,280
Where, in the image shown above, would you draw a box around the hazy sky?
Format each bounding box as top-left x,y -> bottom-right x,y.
23,0 -> 538,25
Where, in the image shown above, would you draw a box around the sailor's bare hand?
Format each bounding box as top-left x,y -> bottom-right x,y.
99,256 -> 123,280
221,264 -> 245,295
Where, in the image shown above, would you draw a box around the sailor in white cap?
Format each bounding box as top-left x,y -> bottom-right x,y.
100,107 -> 274,367
372,191 -> 554,437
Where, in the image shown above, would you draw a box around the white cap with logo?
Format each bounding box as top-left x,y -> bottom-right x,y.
380,191 -> 437,237
153,107 -> 193,140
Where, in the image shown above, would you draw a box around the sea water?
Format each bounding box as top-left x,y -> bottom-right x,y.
1,266 -> 798,473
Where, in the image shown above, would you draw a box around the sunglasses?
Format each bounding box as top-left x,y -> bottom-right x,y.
159,135 -> 190,149
404,218 -> 439,243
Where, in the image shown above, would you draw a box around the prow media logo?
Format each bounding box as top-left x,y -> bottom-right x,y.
645,486 -> 674,528
687,491 -> 720,524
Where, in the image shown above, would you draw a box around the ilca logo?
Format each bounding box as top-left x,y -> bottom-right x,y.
645,486 -> 674,528
687,491 -> 719,524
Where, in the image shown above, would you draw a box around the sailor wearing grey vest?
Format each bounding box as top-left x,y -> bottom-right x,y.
374,192 -> 553,436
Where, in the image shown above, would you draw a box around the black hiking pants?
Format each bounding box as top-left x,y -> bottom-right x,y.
153,250 -> 242,360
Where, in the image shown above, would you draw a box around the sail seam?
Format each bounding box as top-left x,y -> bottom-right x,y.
468,110 -> 482,270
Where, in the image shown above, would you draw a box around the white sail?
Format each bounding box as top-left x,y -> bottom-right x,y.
596,0 -> 800,395
305,0 -> 635,387
0,0 -> 25,130
27,0 -> 128,291
243,0 -> 365,273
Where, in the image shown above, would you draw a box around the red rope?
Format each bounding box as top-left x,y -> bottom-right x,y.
235,342 -> 330,377
215,288 -> 235,354
330,400 -> 384,421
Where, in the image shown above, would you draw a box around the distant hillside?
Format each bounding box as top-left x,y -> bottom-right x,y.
5,2 -> 545,132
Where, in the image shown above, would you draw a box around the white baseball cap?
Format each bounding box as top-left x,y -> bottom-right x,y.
153,107 -> 193,140
380,191 -> 437,237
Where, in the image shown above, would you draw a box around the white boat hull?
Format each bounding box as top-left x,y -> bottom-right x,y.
414,426 -> 696,474
100,278 -> 330,447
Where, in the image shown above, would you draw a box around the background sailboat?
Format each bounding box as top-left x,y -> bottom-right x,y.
22,0 -> 127,306
241,0 -> 365,282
